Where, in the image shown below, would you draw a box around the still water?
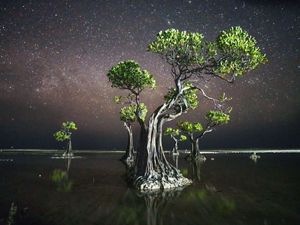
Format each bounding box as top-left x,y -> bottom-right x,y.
0,152 -> 300,225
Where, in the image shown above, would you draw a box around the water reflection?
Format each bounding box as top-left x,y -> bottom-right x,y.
49,157 -> 73,192
250,152 -> 261,163
190,158 -> 205,182
109,183 -> 236,225
170,154 -> 204,182
109,188 -> 183,225
180,187 -> 236,224
140,190 -> 182,225
171,154 -> 179,168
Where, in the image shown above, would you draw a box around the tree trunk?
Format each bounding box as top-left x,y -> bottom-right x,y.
63,138 -> 73,157
121,122 -> 135,166
134,79 -> 192,191
172,154 -> 179,168
190,137 -> 199,159
191,138 -> 206,162
136,125 -> 148,177
191,157 -> 203,182
172,136 -> 179,155
134,105 -> 191,192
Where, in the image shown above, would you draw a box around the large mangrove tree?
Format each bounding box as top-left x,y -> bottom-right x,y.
107,27 -> 267,191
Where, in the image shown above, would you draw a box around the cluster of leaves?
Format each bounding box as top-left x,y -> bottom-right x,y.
53,121 -> 77,142
107,60 -> 156,92
215,26 -> 267,76
164,127 -> 187,141
177,121 -> 203,134
148,28 -> 204,65
120,103 -> 148,122
147,27 -> 266,79
164,82 -> 198,110
206,110 -> 230,125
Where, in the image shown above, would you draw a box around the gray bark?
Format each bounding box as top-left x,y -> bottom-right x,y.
192,157 -> 203,182
171,136 -> 179,155
134,80 -> 192,191
63,138 -> 73,157
190,137 -> 200,159
121,122 -> 135,165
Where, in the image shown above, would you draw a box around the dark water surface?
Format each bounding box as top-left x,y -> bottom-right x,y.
0,153 -> 300,225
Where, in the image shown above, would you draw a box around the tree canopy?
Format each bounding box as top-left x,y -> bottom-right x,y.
107,60 -> 156,94
164,127 -> 187,141
147,27 -> 267,82
53,121 -> 77,142
206,110 -> 230,125
177,121 -> 203,134
120,103 -> 148,123
148,28 -> 204,65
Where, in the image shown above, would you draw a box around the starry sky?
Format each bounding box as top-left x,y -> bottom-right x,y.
0,0 -> 299,150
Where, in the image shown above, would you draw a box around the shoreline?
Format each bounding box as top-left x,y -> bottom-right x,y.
1,149 -> 300,154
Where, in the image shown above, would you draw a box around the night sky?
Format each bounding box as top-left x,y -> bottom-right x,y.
0,0 -> 299,150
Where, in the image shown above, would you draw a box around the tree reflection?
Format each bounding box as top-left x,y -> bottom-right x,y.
171,154 -> 179,169
109,157 -> 236,225
179,186 -> 236,224
190,157 -> 205,182
49,157 -> 73,192
250,152 -> 261,163
108,188 -> 183,225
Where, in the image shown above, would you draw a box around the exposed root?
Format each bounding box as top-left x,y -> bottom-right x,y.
195,154 -> 206,162
62,151 -> 73,158
185,153 -> 206,162
120,155 -> 135,167
134,172 -> 192,192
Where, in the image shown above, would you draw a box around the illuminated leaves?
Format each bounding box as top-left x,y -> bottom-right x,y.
148,27 -> 266,78
177,121 -> 203,133
164,127 -> 187,142
120,103 -> 148,122
148,28 -> 204,65
206,110 -> 230,124
107,60 -> 156,92
53,121 -> 77,142
215,26 -> 267,76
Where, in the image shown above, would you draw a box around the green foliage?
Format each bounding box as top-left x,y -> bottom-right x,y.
164,127 -> 187,142
164,127 -> 180,136
53,130 -> 70,142
120,104 -> 136,122
53,121 -> 77,142
180,134 -> 187,141
148,28 -> 205,65
206,110 -> 230,124
193,122 -> 203,131
107,60 -> 156,92
177,121 -> 203,133
164,82 -> 198,110
62,121 -> 77,130
135,103 -> 147,121
215,26 -> 267,76
120,103 -> 148,122
114,95 -> 122,104
148,27 -> 266,78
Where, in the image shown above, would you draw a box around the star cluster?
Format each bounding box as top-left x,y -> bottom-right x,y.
0,0 -> 299,149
